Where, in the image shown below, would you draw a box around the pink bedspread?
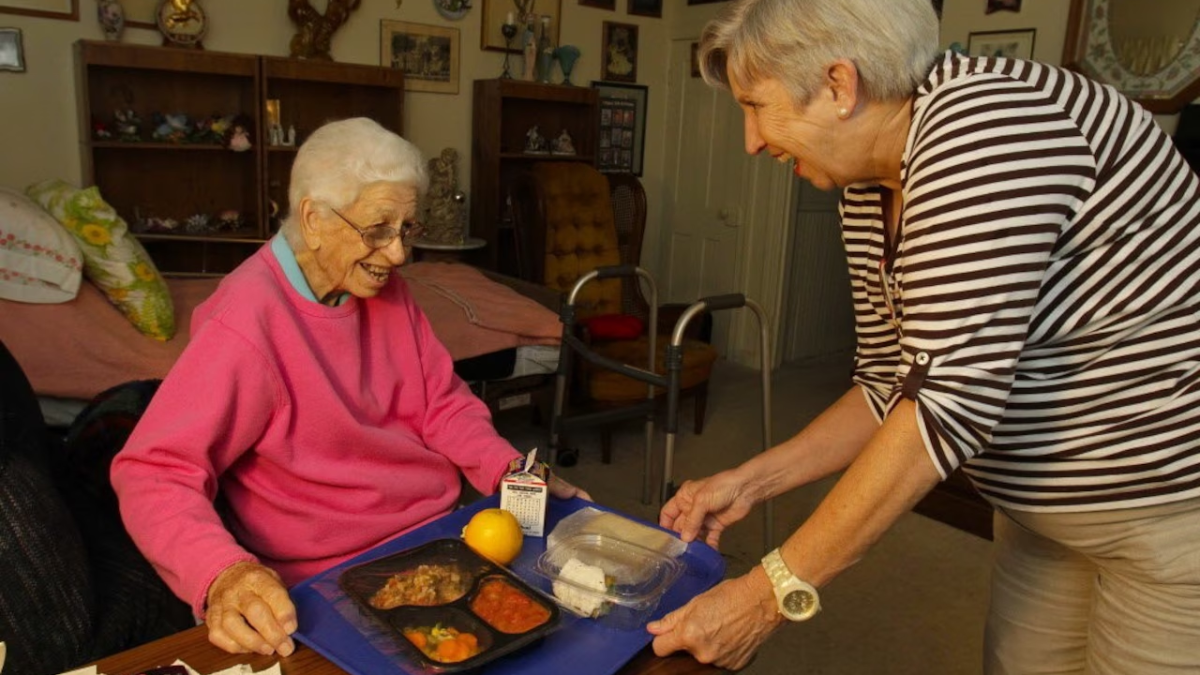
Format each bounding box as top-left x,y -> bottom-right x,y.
0,263 -> 560,401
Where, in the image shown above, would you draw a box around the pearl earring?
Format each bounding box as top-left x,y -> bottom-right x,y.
838,107 -> 850,119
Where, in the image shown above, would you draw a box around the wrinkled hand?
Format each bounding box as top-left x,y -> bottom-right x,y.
549,473 -> 592,502
659,469 -> 755,548
647,571 -> 784,670
205,561 -> 298,656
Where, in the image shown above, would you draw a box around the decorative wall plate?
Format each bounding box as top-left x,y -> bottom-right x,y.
434,0 -> 471,21
157,0 -> 207,47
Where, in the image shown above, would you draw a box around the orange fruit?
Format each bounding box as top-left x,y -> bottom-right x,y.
462,508 -> 524,565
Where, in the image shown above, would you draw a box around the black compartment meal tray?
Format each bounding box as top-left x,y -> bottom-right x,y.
338,538 -> 561,673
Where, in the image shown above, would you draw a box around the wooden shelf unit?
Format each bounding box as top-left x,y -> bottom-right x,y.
260,56 -> 404,237
75,40 -> 404,277
470,79 -> 599,276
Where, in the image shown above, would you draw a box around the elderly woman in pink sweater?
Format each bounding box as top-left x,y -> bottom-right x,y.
110,118 -> 588,658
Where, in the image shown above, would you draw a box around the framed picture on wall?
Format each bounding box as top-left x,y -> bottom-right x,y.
381,20 -> 460,94
0,0 -> 76,20
579,0 -> 615,9
601,20 -> 638,82
0,27 -> 25,72
593,80 -> 648,176
481,0 -> 561,52
120,0 -> 159,29
985,0 -> 1022,14
628,0 -> 662,18
967,28 -> 1036,60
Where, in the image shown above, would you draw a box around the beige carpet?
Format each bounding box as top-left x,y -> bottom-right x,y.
494,358 -> 993,675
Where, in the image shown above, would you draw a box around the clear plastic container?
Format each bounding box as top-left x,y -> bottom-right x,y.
533,532 -> 685,631
547,507 -> 687,559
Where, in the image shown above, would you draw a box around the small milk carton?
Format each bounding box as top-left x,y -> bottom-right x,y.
500,448 -> 550,537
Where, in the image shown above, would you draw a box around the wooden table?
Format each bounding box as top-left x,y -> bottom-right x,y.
92,625 -> 722,675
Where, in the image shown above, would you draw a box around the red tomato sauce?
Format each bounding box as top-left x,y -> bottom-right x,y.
469,578 -> 551,634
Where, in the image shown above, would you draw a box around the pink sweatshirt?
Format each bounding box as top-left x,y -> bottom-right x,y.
110,247 -> 520,617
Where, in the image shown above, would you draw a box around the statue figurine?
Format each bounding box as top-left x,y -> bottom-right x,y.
524,125 -> 547,154
228,125 -> 252,152
422,148 -> 465,244
521,20 -> 537,81
288,0 -> 363,60
286,125 -> 296,146
551,129 -> 576,156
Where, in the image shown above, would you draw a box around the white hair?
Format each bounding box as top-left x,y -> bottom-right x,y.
699,0 -> 940,105
281,117 -> 428,246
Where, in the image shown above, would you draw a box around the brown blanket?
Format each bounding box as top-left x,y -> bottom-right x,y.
0,263 -> 560,400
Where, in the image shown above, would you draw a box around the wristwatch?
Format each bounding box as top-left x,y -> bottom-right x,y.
761,548 -> 821,621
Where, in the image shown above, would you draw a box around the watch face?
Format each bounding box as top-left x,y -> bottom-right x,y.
783,589 -> 816,618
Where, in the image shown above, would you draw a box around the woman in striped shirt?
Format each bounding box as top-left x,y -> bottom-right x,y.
650,1 -> 1200,672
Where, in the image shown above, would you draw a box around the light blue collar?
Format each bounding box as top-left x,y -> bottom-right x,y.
270,233 -> 349,306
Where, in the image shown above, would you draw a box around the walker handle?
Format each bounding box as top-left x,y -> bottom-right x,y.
700,293 -> 746,312
596,265 -> 639,279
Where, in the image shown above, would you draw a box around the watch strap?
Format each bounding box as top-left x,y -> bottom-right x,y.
761,548 -> 821,621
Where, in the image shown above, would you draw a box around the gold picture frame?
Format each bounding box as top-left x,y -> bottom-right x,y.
481,0 -> 562,53
0,0 -> 77,21
381,19 -> 460,95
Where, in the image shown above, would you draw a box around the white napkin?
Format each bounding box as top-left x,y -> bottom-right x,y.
58,660 -> 281,675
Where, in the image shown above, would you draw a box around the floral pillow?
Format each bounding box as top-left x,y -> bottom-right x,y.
25,180 -> 175,341
0,187 -> 84,303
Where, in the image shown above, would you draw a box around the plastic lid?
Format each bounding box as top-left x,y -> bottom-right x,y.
534,532 -> 684,613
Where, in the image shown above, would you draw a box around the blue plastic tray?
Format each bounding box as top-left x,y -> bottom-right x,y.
291,496 -> 724,675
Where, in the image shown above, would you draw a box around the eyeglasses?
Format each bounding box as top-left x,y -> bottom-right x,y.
878,256 -> 901,333
327,205 -> 424,250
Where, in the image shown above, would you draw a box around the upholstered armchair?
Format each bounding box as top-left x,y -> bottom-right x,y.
511,162 -> 718,464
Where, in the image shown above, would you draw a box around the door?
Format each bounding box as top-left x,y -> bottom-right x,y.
660,37 -> 748,356
659,37 -> 795,366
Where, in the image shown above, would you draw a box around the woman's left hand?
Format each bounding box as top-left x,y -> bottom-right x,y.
548,473 -> 592,501
647,568 -> 784,670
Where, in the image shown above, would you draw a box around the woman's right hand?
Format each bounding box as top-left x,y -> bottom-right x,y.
659,469 -> 757,549
205,561 -> 298,656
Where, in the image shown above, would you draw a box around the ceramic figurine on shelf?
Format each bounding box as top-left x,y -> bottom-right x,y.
286,125 -> 296,146
142,216 -> 179,233
228,124 -> 252,152
152,112 -> 190,143
524,125 -> 547,154
215,210 -> 242,231
521,20 -> 537,81
551,129 -> 576,156
97,0 -> 126,42
93,119 -> 113,140
423,147 -> 466,244
114,109 -> 141,141
184,213 -> 211,234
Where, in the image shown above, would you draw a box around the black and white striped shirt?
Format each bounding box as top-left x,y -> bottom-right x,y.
845,52 -> 1200,512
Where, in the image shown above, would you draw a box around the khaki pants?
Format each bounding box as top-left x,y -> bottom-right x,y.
984,497 -> 1200,675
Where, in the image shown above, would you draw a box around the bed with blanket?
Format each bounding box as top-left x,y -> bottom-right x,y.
0,262 -> 563,427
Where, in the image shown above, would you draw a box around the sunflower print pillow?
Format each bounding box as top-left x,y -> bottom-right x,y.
26,179 -> 175,340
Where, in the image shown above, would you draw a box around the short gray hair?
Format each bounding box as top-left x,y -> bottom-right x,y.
281,117 -> 428,243
699,0 -> 940,105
